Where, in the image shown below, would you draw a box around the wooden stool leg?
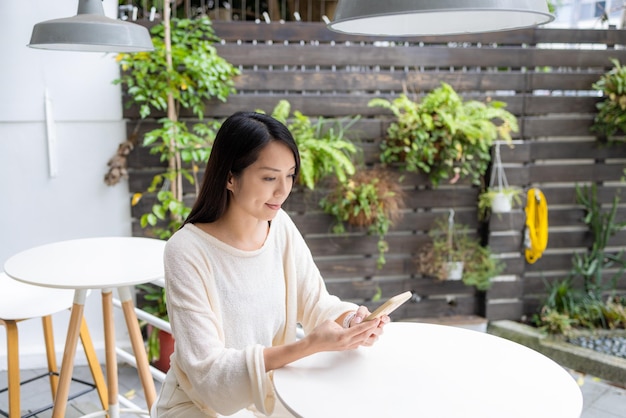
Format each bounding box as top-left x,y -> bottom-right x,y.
41,315 -> 59,399
79,317 -> 109,410
4,320 -> 20,418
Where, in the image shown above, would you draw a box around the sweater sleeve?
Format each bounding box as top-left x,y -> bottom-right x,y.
164,235 -> 275,416
280,212 -> 358,333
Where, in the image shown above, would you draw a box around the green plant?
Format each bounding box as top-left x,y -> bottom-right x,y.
108,11 -> 238,362
477,186 -> 524,220
320,167 -> 404,269
572,184 -> 626,298
268,99 -> 360,190
368,83 -> 518,187
591,58 -> 626,140
110,16 -> 239,239
534,184 -> 626,334
136,284 -> 169,363
535,278 -> 626,333
415,216 -> 504,290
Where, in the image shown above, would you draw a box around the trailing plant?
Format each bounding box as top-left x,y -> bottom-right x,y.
108,16 -> 239,239
415,215 -> 504,290
268,99 -> 360,190
368,83 -> 518,187
107,10 -> 238,363
320,166 -> 404,269
591,58 -> 626,140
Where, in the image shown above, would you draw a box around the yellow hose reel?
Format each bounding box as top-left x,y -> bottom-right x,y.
524,188 -> 548,264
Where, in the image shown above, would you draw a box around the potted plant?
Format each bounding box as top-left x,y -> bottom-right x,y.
320,166 -> 405,268
136,283 -> 173,372
478,141 -> 523,219
106,6 -> 239,366
107,14 -> 239,239
268,99 -> 361,190
591,58 -> 626,141
415,212 -> 504,290
368,82 -> 519,188
478,186 -> 524,218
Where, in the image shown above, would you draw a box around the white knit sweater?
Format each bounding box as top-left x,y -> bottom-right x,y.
159,209 -> 357,416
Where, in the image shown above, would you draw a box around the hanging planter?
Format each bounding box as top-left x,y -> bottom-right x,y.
416,210 -> 466,281
478,142 -> 523,219
415,210 -> 504,290
444,261 -> 464,280
491,192 -> 513,213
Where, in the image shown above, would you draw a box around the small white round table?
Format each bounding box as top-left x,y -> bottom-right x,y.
4,236 -> 166,418
273,322 -> 583,418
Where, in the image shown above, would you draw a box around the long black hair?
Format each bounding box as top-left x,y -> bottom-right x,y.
184,111 -> 300,225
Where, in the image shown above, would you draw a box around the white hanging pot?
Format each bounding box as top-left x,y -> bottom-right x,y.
491,192 -> 512,213
444,261 -> 464,280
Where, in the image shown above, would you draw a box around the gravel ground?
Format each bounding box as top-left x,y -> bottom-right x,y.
567,335 -> 626,359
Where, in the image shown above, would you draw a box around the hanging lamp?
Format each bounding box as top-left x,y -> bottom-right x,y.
28,0 -> 154,52
327,0 -> 555,36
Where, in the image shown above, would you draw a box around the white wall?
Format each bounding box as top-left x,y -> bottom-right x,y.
0,0 -> 133,370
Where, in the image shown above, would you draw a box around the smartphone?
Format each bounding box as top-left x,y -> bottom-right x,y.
365,291 -> 412,321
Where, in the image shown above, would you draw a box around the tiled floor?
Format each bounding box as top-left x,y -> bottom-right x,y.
572,371 -> 626,418
0,365 -> 624,417
0,364 -> 161,418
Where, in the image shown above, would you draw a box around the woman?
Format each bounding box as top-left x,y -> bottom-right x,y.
152,111 -> 388,417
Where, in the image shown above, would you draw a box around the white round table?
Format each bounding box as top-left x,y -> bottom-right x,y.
273,322 -> 583,418
4,237 -> 166,418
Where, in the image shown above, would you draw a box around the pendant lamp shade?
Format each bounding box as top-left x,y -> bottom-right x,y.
29,0 -> 154,52
328,0 -> 555,36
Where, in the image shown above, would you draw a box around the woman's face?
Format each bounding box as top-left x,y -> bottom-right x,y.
227,140 -> 296,222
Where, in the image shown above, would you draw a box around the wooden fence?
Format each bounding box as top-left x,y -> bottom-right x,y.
125,21 -> 626,321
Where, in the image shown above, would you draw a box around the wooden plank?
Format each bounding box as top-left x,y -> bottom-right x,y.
530,140 -> 626,160
404,188 -> 480,208
214,43 -> 626,68
324,278 -> 410,301
488,212 -> 526,232
524,253 -> 580,274
306,234 -> 422,257
530,185 -> 626,206
211,22 -> 626,46
487,281 -> 523,300
292,210 -> 481,236
315,256 -> 414,279
400,296 -> 479,319
485,301 -> 524,321
484,234 -> 524,253
122,94 -> 601,119
529,162 -> 625,183
521,96 -> 600,115
232,71 -> 605,93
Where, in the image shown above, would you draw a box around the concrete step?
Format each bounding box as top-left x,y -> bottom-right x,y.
400,315 -> 488,333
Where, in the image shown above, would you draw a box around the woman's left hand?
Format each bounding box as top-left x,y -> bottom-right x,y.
349,306 -> 389,346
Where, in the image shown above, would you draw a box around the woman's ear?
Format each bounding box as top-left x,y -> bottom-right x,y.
226,172 -> 235,192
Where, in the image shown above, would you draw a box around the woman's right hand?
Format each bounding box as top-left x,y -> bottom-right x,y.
305,318 -> 382,352
264,319 -> 383,372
